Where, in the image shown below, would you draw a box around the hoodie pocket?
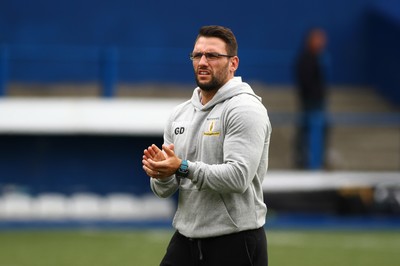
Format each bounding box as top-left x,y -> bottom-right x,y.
174,189 -> 239,234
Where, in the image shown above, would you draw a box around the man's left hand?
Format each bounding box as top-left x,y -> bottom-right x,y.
142,144 -> 181,179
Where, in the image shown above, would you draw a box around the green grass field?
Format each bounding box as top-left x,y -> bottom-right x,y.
0,229 -> 399,266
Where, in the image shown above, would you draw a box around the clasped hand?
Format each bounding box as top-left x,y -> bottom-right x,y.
142,144 -> 182,179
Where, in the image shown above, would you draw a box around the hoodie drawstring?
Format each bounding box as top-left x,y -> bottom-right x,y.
197,239 -> 203,261
189,237 -> 204,261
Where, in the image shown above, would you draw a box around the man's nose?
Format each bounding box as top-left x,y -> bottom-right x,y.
198,54 -> 208,65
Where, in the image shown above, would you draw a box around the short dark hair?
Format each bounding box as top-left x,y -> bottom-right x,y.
196,25 -> 238,56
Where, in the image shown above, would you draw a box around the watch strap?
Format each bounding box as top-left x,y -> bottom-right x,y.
175,159 -> 189,179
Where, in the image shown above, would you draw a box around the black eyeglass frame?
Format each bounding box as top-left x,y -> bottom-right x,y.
189,52 -> 234,61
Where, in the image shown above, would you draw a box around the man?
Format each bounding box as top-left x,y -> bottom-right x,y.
142,25 -> 271,266
294,28 -> 328,169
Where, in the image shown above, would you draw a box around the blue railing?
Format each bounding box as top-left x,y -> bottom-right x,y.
0,45 -> 120,97
0,45 -> 306,97
0,45 -> 8,96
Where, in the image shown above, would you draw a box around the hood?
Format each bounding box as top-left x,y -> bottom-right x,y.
190,77 -> 262,111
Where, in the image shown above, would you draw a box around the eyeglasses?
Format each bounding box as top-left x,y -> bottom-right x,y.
189,52 -> 234,61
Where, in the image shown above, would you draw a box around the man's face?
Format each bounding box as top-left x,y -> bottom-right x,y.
192,37 -> 236,91
309,30 -> 327,54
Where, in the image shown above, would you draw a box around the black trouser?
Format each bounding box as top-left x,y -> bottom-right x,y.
160,227 -> 268,266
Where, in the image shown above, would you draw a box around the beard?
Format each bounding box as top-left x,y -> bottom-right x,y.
195,75 -> 224,91
194,64 -> 230,92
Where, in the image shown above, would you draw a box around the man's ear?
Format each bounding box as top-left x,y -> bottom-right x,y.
231,56 -> 239,72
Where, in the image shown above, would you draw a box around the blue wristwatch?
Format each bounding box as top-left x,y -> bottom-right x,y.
175,160 -> 189,179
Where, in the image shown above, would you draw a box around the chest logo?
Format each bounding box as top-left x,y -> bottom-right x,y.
204,120 -> 220,136
174,127 -> 185,135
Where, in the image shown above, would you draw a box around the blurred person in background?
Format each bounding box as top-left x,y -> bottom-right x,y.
142,25 -> 271,265
294,28 -> 328,169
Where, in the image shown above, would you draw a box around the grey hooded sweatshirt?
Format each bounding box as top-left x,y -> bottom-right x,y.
151,77 -> 271,238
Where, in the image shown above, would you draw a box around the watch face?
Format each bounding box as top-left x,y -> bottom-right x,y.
178,167 -> 188,173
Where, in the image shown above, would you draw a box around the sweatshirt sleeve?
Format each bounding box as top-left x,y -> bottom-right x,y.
188,96 -> 270,194
150,110 -> 180,198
